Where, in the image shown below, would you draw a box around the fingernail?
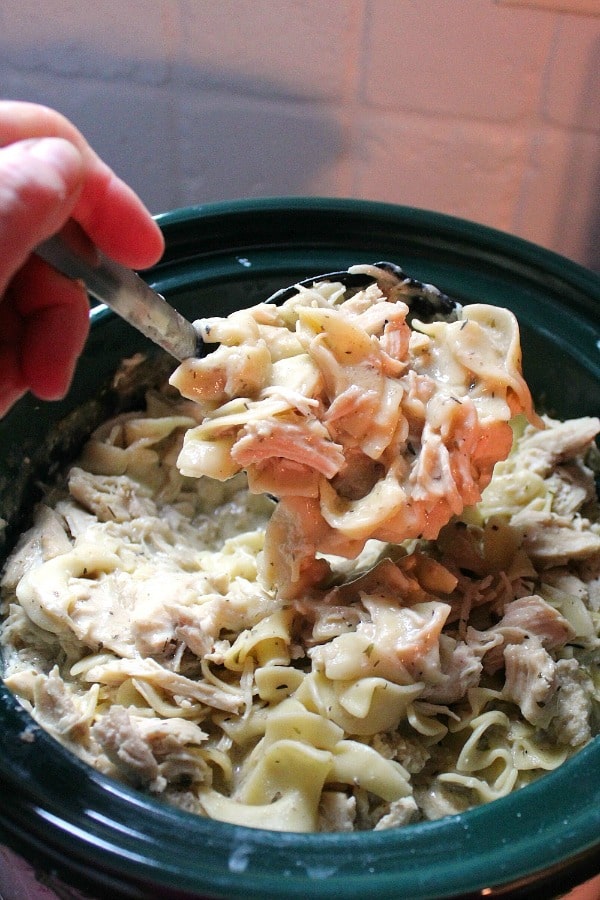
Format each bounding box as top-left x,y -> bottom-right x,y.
21,136 -> 82,174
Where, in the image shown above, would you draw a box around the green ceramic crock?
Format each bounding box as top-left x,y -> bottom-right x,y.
0,199 -> 598,900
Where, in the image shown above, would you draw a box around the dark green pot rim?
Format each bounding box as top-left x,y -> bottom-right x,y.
0,198 -> 598,900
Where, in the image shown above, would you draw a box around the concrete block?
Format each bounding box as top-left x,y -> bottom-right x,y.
175,91 -> 346,203
350,110 -> 529,232
171,0 -> 362,101
0,0 -> 170,85
541,17 -> 600,133
0,68 -> 177,215
512,126 -> 600,271
361,0 -> 553,122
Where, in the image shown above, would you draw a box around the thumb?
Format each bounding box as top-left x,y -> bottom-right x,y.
0,136 -> 85,295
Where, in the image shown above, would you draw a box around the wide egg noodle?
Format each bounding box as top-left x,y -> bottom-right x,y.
223,607 -> 294,671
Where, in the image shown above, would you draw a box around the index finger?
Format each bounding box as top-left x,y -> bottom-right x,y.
0,101 -> 164,269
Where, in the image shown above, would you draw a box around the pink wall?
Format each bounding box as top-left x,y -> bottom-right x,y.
1,0 -> 599,270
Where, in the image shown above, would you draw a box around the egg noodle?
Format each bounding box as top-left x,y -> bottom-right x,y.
1,271 -> 599,832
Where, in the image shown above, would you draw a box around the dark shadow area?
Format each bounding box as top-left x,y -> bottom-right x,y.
581,35 -> 600,274
0,47 -> 344,216
556,33 -> 600,274
174,96 -> 343,204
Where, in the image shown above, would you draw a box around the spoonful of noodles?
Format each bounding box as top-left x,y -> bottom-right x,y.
36,228 -> 536,597
168,263 -> 540,598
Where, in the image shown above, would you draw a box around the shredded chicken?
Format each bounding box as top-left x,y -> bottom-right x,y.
503,640 -> 558,725
546,659 -> 593,748
92,705 -> 162,787
511,509 -> 600,567
318,791 -> 356,832
68,467 -> 157,523
477,595 -> 575,675
374,796 -> 420,830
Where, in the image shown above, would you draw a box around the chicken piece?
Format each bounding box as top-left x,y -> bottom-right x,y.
420,636 -> 483,705
29,667 -> 93,744
497,595 -> 575,647
511,509 -> 600,568
478,594 -> 574,675
69,467 -> 157,523
513,416 -> 600,474
471,593 -> 578,727
546,658 -> 593,748
0,505 -> 71,590
502,639 -> 557,725
370,731 -> 431,775
546,463 -> 596,517
318,791 -> 356,832
231,416 -> 345,480
92,706 -> 160,787
374,796 -> 419,830
417,782 -> 472,821
93,708 -> 210,793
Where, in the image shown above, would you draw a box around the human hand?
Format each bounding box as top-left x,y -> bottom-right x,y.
0,101 -> 165,416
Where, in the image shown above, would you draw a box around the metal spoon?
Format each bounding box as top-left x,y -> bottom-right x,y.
36,222 -> 202,361
37,226 -> 461,362
273,261 -> 461,324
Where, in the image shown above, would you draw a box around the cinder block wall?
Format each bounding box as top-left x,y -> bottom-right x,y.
1,0 -> 599,271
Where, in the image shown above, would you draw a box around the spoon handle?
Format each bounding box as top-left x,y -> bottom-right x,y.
37,223 -> 201,361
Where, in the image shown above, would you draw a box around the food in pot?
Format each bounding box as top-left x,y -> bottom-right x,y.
1,268 -> 599,832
